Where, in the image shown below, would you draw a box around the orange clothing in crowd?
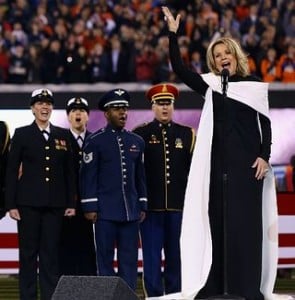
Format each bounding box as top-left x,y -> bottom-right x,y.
260,58 -> 281,82
278,54 -> 295,83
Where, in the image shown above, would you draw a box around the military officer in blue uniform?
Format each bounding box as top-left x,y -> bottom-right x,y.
59,97 -> 97,276
5,88 -> 76,300
133,83 -> 196,297
80,88 -> 147,291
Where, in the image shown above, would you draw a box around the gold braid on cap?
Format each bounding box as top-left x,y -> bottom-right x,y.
151,93 -> 175,101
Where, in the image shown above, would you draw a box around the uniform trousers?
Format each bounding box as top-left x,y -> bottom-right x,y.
140,211 -> 182,297
17,206 -> 64,300
94,219 -> 139,290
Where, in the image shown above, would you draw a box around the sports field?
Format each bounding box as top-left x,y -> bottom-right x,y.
0,273 -> 294,300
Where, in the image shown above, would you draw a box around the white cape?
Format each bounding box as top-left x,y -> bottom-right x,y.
147,73 -> 282,300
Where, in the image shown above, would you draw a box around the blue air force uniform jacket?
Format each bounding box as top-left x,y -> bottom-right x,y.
80,124 -> 147,221
5,122 -> 76,210
133,120 -> 195,211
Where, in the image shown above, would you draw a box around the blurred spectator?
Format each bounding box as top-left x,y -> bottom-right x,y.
284,14 -> 295,43
260,47 -> 281,82
235,0 -> 250,22
87,43 -> 107,83
0,43 -> 10,82
40,39 -> 64,83
154,36 -> 175,83
8,43 -> 29,83
278,43 -> 295,83
135,42 -> 158,83
104,33 -> 134,82
268,7 -> 286,49
11,21 -> 28,46
63,45 -> 89,83
240,3 -> 265,36
27,18 -> 46,44
242,24 -> 260,58
219,7 -> 241,41
190,49 -> 205,74
247,55 -> 258,77
27,44 -> 42,83
51,18 -> 68,46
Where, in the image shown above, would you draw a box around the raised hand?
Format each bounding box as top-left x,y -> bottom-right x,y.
162,6 -> 181,33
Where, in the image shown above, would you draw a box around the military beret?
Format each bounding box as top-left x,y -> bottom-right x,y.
146,83 -> 179,104
66,97 -> 89,114
30,88 -> 54,106
98,88 -> 130,111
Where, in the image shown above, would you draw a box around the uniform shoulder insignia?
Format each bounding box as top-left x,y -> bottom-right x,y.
83,152 -> 93,163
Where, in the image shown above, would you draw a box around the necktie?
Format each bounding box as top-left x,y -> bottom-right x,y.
77,136 -> 83,148
42,130 -> 49,141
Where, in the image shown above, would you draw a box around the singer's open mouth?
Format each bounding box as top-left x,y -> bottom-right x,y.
222,63 -> 230,68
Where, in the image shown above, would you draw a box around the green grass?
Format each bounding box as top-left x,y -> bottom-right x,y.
0,273 -> 294,300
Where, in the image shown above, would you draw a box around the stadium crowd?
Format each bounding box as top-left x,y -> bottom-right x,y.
0,0 -> 294,84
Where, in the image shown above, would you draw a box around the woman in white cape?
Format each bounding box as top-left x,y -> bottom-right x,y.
151,6 -> 280,300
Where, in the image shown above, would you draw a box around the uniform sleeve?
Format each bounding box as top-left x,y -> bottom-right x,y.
259,113 -> 272,162
64,133 -> 76,208
80,137 -> 99,213
169,32 -> 208,97
5,129 -> 22,210
135,138 -> 147,211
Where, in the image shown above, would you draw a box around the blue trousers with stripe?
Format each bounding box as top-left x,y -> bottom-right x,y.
140,211 -> 182,297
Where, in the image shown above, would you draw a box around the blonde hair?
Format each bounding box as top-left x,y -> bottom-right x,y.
206,37 -> 250,77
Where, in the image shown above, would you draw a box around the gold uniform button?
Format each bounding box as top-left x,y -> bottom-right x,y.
45,146 -> 50,150
45,178 -> 50,182
45,167 -> 50,171
46,156 -> 50,160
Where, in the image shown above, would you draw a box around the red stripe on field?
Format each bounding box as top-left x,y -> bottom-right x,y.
0,261 -> 19,268
279,234 -> 295,247
278,258 -> 295,265
113,261 -> 143,268
277,192 -> 295,215
0,233 -> 18,248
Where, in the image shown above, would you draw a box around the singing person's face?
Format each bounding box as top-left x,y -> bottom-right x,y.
213,43 -> 237,76
68,109 -> 89,132
105,107 -> 128,129
152,100 -> 174,124
31,101 -> 53,126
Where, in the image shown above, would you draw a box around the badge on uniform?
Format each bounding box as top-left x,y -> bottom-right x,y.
83,152 -> 93,163
175,138 -> 183,149
149,134 -> 160,144
55,139 -> 68,150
